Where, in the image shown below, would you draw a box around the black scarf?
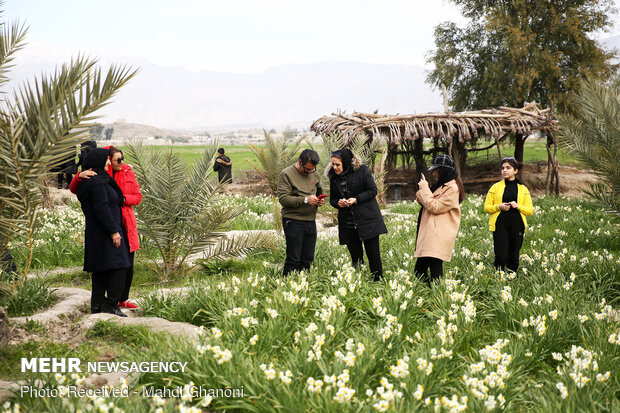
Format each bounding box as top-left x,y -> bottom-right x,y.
76,148 -> 124,205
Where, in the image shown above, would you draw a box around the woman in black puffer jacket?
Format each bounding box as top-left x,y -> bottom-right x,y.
77,148 -> 130,317
328,149 -> 387,281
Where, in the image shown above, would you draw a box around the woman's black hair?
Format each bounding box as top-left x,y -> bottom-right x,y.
328,149 -> 355,180
331,149 -> 353,169
431,166 -> 465,203
501,157 -> 523,170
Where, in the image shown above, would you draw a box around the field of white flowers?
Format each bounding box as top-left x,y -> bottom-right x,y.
3,194 -> 619,413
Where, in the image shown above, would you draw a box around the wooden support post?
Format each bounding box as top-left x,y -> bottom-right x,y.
413,137 -> 427,192
546,134 -> 553,194
545,132 -> 560,195
496,136 -> 503,161
514,133 -> 525,181
553,137 -> 560,195
451,137 -> 462,177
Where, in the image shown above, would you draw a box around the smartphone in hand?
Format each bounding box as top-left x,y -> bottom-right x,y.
317,194 -> 328,199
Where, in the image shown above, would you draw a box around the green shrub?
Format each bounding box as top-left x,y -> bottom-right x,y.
0,277 -> 56,317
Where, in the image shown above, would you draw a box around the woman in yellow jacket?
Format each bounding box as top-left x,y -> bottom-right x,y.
484,157 -> 533,273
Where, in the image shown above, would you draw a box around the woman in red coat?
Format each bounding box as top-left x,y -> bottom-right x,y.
70,146 -> 142,309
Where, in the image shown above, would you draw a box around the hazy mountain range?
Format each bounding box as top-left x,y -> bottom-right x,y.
6,35 -> 619,131
7,55 -> 443,130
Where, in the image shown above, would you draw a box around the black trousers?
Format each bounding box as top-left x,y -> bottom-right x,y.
91,268 -> 126,311
119,251 -> 135,302
57,172 -> 73,188
282,218 -> 316,276
342,227 -> 383,281
493,214 -> 524,273
414,257 -> 443,285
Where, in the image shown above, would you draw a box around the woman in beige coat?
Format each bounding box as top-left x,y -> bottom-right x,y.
414,155 -> 465,285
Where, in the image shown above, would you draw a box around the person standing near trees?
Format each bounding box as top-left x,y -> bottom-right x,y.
52,150 -> 76,190
328,149 -> 387,281
484,157 -> 533,274
76,148 -> 129,317
70,146 -> 142,310
214,148 -> 233,184
414,155 -> 464,285
277,149 -> 325,276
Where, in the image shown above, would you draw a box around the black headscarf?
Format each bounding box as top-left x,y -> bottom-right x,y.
430,165 -> 459,193
329,148 -> 354,180
76,148 -> 124,204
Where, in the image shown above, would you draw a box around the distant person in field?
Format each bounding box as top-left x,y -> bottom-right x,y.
53,149 -> 77,189
328,148 -> 387,281
414,155 -> 464,285
70,146 -> 143,310
484,157 -> 533,274
277,149 -> 325,276
214,148 -> 232,184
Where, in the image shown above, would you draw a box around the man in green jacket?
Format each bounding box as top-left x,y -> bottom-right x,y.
277,149 -> 325,276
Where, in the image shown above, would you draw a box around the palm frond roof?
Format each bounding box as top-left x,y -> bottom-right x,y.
310,102 -> 558,144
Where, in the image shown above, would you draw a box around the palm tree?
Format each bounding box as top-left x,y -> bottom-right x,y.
247,128 -> 305,233
0,9 -> 136,291
248,128 -> 305,194
558,76 -> 620,216
124,141 -> 277,279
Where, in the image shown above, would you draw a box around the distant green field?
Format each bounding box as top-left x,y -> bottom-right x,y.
163,145 -> 260,171
121,139 -> 577,171
505,139 -> 577,165
119,145 -> 262,171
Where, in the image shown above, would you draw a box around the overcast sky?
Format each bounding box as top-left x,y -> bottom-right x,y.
4,0 -> 620,73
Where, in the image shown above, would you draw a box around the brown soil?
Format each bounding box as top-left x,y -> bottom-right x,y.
223,174 -> 272,197
384,162 -> 597,200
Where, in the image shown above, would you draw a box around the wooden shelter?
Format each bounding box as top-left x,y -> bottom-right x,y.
310,103 -> 560,194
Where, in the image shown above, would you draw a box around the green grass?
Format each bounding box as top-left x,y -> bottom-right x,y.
0,335 -> 118,381
0,320 -> 165,381
518,139 -> 578,165
0,277 -> 58,317
120,139 -> 579,173
38,262 -> 183,296
119,144 -> 262,171
85,320 -> 159,347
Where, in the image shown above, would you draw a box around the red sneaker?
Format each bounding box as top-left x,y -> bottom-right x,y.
119,300 -> 139,309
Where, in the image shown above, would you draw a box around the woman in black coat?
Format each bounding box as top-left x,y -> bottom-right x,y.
77,148 -> 130,317
328,149 -> 387,281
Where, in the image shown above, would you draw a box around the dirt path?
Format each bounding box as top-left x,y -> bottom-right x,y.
9,287 -> 197,338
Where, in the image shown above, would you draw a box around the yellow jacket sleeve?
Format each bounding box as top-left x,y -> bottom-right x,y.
518,186 -> 534,216
484,183 -> 500,214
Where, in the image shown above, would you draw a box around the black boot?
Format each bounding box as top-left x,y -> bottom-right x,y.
102,303 -> 127,317
91,306 -> 102,314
